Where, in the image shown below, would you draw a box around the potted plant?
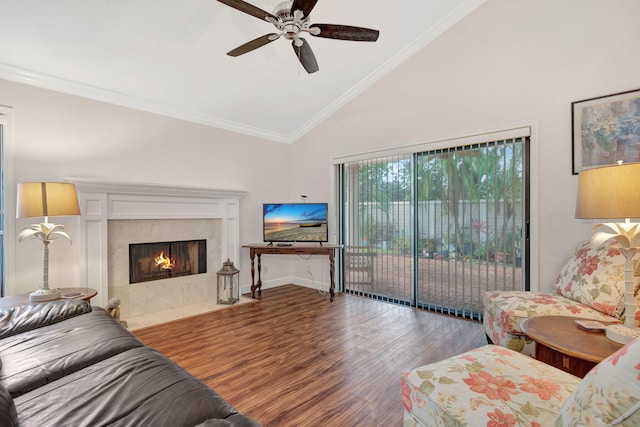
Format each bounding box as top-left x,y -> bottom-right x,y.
420,237 -> 439,259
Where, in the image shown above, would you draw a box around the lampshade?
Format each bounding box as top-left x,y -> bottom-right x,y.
16,182 -> 81,219
575,163 -> 640,219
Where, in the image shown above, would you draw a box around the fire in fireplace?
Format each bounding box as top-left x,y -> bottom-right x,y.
129,239 -> 207,284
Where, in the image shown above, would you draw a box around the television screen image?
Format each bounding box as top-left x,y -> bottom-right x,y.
263,203 -> 328,243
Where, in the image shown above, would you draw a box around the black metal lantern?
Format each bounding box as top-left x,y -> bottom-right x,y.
217,259 -> 239,305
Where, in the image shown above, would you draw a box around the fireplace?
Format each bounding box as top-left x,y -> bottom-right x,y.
108,218 -> 221,319
129,239 -> 207,284
72,179 -> 246,321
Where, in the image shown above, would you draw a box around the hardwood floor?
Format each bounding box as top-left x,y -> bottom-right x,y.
133,285 -> 487,426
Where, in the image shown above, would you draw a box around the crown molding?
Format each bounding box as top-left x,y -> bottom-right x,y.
0,62 -> 293,144
0,0 -> 485,145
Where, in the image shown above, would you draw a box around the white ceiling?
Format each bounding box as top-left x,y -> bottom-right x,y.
0,0 -> 485,143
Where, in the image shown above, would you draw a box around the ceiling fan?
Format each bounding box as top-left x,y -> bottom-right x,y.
217,0 -> 380,73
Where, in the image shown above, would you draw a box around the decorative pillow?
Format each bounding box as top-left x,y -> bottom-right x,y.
553,240 -> 636,318
0,383 -> 18,427
554,338 -> 640,426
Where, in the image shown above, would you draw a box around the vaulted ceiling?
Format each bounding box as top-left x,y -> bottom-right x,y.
0,0 -> 485,143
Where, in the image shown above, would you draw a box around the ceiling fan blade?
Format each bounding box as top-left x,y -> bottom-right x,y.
227,34 -> 279,57
291,0 -> 319,18
310,24 -> 380,42
217,0 -> 277,21
292,38 -> 319,74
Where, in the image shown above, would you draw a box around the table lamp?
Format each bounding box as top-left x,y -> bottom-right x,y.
16,182 -> 81,302
576,162 -> 640,344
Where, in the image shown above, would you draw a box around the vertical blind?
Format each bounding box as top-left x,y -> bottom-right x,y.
338,136 -> 529,319
341,154 -> 414,304
415,138 -> 527,318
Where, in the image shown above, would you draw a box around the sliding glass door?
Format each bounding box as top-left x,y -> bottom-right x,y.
415,138 -> 528,318
339,154 -> 414,304
338,135 -> 529,319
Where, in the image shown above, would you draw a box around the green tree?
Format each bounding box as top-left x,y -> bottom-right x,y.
416,140 -> 524,258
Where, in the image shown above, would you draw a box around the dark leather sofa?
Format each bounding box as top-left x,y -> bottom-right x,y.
0,299 -> 261,427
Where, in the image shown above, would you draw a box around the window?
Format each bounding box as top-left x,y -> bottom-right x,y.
0,122 -> 4,296
0,107 -> 15,297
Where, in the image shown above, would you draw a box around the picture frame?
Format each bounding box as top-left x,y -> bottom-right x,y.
571,88 -> 640,174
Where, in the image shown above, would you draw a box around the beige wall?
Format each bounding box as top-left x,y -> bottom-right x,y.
1,80 -> 292,295
3,0 -> 640,296
289,0 -> 640,290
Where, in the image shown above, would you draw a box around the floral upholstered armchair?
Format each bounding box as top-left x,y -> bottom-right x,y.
402,338 -> 640,427
483,240 -> 640,356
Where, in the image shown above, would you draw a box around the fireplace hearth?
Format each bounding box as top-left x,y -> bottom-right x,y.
129,239 -> 207,284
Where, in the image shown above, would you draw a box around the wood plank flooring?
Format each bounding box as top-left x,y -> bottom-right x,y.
133,285 -> 488,426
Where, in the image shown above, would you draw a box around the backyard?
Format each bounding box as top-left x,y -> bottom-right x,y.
345,252 -> 523,316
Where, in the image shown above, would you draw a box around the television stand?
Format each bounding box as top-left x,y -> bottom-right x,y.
242,244 -> 342,302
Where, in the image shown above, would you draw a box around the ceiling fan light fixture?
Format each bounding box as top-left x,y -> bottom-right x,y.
217,0 -> 379,73
293,9 -> 304,21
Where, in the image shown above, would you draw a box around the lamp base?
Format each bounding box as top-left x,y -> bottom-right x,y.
29,287 -> 61,302
606,324 -> 640,345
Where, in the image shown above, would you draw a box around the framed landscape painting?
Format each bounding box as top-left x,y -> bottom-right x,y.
572,88 -> 640,174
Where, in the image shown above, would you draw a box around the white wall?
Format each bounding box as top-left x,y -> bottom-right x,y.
3,0 -> 640,297
1,80 -> 292,295
290,0 -> 640,291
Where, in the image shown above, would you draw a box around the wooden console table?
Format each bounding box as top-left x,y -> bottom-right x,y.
243,244 -> 342,301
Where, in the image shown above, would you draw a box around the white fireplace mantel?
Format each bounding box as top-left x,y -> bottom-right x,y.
70,178 -> 248,308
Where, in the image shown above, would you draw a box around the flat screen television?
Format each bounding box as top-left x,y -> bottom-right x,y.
263,203 -> 328,244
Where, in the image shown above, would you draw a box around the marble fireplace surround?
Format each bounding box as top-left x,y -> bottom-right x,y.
109,218 -> 220,320
72,179 -> 247,320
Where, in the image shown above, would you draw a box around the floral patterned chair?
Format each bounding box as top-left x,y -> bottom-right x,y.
483,240 -> 640,356
402,338 -> 640,427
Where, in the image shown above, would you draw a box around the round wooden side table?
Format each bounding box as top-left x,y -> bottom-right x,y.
58,287 -> 98,303
0,287 -> 98,309
521,316 -> 623,378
